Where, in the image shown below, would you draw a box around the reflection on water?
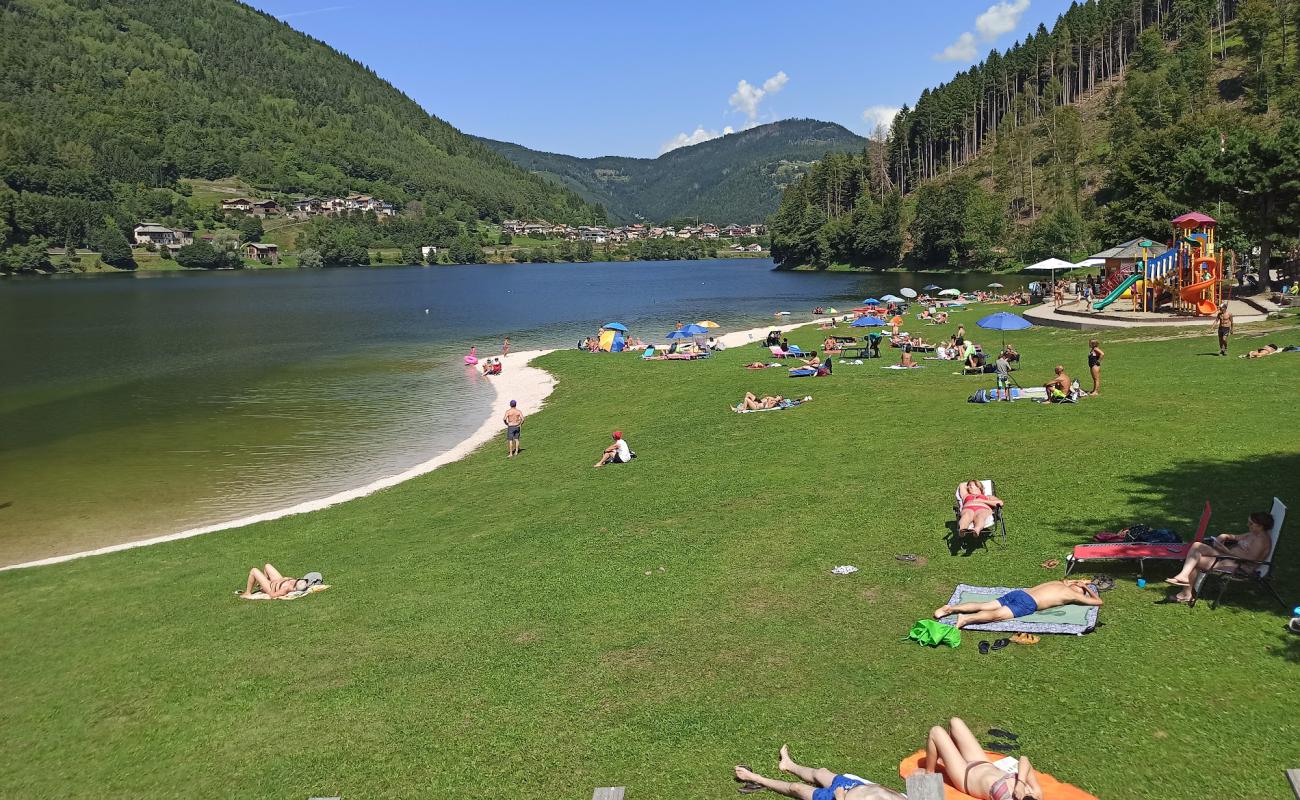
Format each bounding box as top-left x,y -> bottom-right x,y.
0,261 -> 1024,564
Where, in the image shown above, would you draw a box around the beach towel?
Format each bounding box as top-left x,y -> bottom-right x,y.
744,363 -> 782,369
239,584 -> 331,601
937,584 -> 1098,635
733,398 -> 809,413
897,751 -> 1099,800
883,364 -> 924,370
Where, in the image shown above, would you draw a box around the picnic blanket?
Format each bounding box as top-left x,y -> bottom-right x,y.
883,364 -> 924,370
239,584 -> 331,601
937,584 -> 1099,635
733,398 -> 809,414
898,750 -> 1099,800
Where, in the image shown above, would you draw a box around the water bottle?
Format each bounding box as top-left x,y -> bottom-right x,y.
1293,606 -> 1300,617
1136,578 -> 1146,589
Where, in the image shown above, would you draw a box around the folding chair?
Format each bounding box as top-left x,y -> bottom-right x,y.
1193,497 -> 1288,610
954,479 -> 1006,543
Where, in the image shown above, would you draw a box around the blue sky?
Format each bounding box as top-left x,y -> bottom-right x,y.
248,0 -> 1075,158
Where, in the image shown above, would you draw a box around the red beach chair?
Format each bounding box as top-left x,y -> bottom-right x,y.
1064,501 -> 1209,577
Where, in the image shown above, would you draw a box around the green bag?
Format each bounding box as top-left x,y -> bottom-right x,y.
906,619 -> 961,648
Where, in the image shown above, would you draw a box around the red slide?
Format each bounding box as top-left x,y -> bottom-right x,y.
1180,279 -> 1217,315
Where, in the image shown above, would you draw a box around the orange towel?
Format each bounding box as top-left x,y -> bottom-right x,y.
898,750 -> 1098,800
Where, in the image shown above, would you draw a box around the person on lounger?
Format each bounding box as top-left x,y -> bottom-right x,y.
738,392 -> 786,411
933,579 -> 1102,629
1164,511 -> 1275,603
240,564 -> 309,599
1043,365 -> 1071,400
594,431 -> 633,467
957,480 -> 1002,537
925,718 -> 1043,800
734,745 -> 905,800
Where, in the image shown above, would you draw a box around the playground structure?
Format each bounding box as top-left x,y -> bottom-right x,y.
1092,211 -> 1232,316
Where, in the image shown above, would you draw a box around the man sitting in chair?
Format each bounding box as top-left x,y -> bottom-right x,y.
1043,364 -> 1072,401
934,579 -> 1103,629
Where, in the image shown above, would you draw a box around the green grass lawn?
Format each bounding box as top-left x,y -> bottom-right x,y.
2,311 -> 1299,799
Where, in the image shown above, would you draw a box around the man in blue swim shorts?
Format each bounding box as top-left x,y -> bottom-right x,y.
734,745 -> 905,799
934,579 -> 1103,629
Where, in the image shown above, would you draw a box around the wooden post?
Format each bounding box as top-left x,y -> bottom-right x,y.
591,787 -> 625,800
905,770 -> 946,800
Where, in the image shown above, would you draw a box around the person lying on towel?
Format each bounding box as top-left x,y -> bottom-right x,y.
933,579 -> 1102,629
737,392 -> 786,411
926,717 -> 1043,800
240,564 -> 316,599
1043,365 -> 1072,401
734,744 -> 904,800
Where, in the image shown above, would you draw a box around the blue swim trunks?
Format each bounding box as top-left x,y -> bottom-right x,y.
998,589 -> 1038,618
812,774 -> 871,800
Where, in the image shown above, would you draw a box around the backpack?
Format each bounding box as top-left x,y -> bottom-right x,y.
907,619 -> 961,648
969,389 -> 993,403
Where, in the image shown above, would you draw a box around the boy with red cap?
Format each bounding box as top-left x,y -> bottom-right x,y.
594,430 -> 632,467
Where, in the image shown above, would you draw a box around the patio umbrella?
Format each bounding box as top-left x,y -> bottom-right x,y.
881,293 -> 903,303
861,298 -> 881,305
602,322 -> 629,331
900,288 -> 917,298
939,288 -> 961,297
680,323 -> 709,336
696,320 -> 720,328
924,284 -> 942,291
987,283 -> 1004,289
851,316 -> 885,327
976,311 -> 1032,348
666,329 -> 693,339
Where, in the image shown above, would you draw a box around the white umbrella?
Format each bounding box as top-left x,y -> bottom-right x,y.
881,293 -> 904,303
939,288 -> 961,297
1023,257 -> 1075,286
987,282 -> 1004,288
901,287 -> 917,298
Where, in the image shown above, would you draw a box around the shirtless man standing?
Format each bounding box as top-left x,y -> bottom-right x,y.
1043,364 -> 1071,400
503,399 -> 523,458
1213,305 -> 1233,356
934,579 -> 1103,628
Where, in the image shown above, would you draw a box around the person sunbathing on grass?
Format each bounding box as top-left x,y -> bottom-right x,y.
1164,511 -> 1274,603
1241,343 -> 1282,358
733,745 -> 904,800
933,579 -> 1102,629
956,480 -> 1003,538
1043,365 -> 1071,400
744,361 -> 779,369
240,564 -> 308,599
738,392 -> 785,411
925,718 -> 1043,800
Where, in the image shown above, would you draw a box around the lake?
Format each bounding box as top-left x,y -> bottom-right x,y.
0,260 -> 1025,565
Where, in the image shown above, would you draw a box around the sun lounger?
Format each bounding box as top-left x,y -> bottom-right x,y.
1192,496 -> 1288,609
640,347 -> 656,359
937,584 -> 1099,635
769,346 -> 795,358
1065,501 -> 1209,576
955,479 -> 1005,541
898,751 -> 1099,800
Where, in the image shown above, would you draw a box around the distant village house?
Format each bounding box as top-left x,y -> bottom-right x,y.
133,224 -> 193,247
244,242 -> 279,264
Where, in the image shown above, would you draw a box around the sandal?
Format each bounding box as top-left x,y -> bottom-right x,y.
988,728 -> 1019,741
986,741 -> 1020,753
895,554 -> 918,562
979,641 -> 991,655
1009,633 -> 1040,645
991,638 -> 1011,650
1040,559 -> 1060,569
1091,574 -> 1116,592
735,766 -> 765,794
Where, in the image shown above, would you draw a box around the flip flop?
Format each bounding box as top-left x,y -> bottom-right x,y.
1009,633 -> 1040,645
986,741 -> 1021,753
1091,574 -> 1116,591
895,554 -> 918,562
734,766 -> 765,794
988,728 -> 1019,741
1040,559 -> 1060,569
991,638 -> 1011,650
979,641 -> 991,655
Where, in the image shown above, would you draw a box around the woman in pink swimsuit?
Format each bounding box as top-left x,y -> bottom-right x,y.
926,718 -> 1042,799
957,479 -> 1003,538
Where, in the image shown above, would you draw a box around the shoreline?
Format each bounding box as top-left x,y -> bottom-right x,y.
0,348 -> 559,572
1,318 -> 819,572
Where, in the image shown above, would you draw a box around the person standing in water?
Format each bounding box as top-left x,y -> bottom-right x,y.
1213,305 -> 1233,356
502,336 -> 511,357
1087,339 -> 1104,396
503,400 -> 523,459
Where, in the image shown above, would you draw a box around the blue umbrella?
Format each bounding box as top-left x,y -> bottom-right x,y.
861,298 -> 881,305
679,323 -> 709,336
976,311 -> 1032,347
851,316 -> 886,327
666,329 -> 693,339
602,322 -> 628,331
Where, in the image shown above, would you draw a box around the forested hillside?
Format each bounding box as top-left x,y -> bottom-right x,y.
771,0 -> 1300,271
480,120 -> 870,223
0,0 -> 598,271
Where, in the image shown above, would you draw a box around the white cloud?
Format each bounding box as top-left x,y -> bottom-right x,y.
862,105 -> 901,134
728,70 -> 789,127
936,0 -> 1030,62
659,125 -> 735,155
976,0 -> 1031,39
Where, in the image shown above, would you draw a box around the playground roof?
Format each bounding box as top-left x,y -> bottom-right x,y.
1172,211 -> 1216,226
1089,238 -> 1168,261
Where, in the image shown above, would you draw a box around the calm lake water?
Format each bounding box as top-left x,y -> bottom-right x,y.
0,260 -> 1025,564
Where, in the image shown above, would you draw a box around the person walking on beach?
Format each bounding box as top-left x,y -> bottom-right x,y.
1087,339 -> 1104,396
502,336 -> 511,357
1213,305 -> 1233,356
503,400 -> 523,459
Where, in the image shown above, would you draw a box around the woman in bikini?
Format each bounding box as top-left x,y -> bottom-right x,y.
739,392 -> 785,411
926,718 -> 1042,800
957,480 -> 1003,538
240,564 -> 307,599
1165,511 -> 1274,603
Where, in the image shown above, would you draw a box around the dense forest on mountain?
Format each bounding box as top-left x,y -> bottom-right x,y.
0,0 -> 599,272
480,120 -> 870,223
771,0 -> 1300,271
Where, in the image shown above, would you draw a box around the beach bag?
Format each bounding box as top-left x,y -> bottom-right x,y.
906,619 -> 961,648
969,389 -> 992,404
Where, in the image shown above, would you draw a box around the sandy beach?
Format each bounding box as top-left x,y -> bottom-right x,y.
3,318 -> 823,571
